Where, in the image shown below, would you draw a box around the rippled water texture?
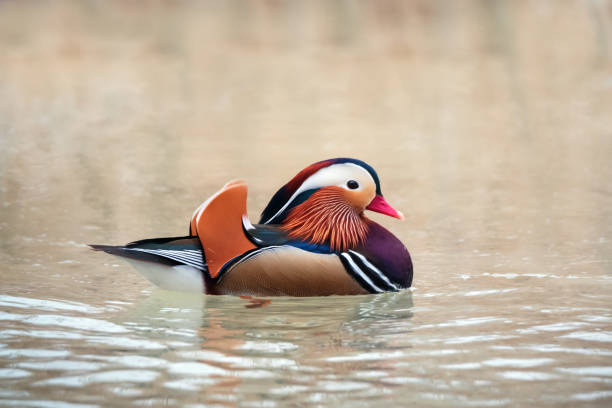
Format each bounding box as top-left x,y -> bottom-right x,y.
1,1 -> 611,407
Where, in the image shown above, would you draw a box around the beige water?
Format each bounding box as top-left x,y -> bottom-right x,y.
1,1 -> 611,407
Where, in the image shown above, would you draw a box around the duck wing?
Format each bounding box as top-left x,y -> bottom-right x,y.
189,180 -> 257,278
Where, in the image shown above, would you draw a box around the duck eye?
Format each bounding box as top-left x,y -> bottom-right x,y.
346,180 -> 359,190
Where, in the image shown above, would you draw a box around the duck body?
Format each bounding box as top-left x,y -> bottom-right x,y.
91,158 -> 413,296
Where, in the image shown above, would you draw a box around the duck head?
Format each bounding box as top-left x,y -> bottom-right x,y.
259,158 -> 403,251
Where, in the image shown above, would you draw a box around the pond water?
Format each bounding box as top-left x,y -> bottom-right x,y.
1,1 -> 611,407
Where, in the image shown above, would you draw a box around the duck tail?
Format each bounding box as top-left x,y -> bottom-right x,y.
88,237 -> 207,293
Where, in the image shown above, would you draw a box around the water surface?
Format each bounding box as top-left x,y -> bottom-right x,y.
1,1 -> 611,407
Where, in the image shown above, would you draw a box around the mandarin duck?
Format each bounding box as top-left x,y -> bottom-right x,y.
91,158 -> 413,296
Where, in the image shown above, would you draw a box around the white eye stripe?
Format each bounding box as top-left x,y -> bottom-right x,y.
263,163 -> 375,224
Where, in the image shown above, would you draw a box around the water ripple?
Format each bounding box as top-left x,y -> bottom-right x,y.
497,344 -> 612,356
316,381 -> 369,392
572,390 -> 612,401
0,296 -> 105,314
0,400 -> 97,408
0,369 -> 31,379
34,370 -> 160,387
497,371 -> 559,381
0,349 -> 70,359
237,341 -> 298,353
323,351 -> 404,363
557,366 -> 612,377
177,350 -> 299,370
482,358 -> 555,368
163,378 -> 219,391
559,331 -> 612,342
444,335 -> 517,345
529,322 -> 590,332
440,363 -> 481,370
86,336 -> 165,350
166,362 -> 226,376
0,312 -> 128,333
80,355 -> 167,368
0,330 -> 83,340
0,276 -> 610,407
415,317 -> 503,330
16,361 -> 105,371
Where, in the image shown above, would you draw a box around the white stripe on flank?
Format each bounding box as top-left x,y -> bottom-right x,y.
144,249 -> 203,263
348,250 -> 400,290
129,248 -> 206,270
154,249 -> 203,260
232,246 -> 284,265
339,253 -> 383,293
218,245 -> 293,277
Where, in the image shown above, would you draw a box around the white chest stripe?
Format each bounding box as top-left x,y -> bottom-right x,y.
348,250 -> 401,291
339,253 -> 384,293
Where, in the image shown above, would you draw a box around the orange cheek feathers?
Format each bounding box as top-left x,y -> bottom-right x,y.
282,187 -> 369,251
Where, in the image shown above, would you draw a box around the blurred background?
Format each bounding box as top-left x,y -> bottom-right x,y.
0,1 -> 611,407
1,0 -> 610,299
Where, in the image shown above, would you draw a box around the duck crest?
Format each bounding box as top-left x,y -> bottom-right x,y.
259,159 -> 334,224
281,187 -> 369,252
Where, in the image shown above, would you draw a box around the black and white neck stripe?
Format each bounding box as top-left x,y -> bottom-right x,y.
338,250 -> 401,293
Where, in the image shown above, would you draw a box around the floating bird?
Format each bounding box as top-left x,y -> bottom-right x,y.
91,158 -> 413,296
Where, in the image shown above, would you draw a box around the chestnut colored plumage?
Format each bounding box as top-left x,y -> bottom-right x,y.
282,187 -> 369,252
